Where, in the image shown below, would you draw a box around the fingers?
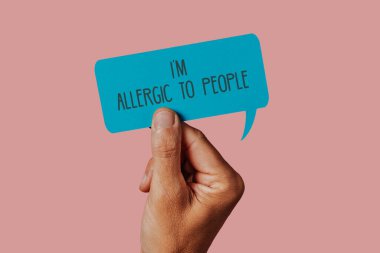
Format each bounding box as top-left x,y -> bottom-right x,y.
150,108 -> 186,192
182,122 -> 245,203
140,110 -> 240,194
139,158 -> 153,192
181,122 -> 234,176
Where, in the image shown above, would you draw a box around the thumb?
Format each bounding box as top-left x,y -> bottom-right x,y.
150,108 -> 185,192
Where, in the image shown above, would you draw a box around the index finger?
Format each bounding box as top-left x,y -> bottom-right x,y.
181,122 -> 235,176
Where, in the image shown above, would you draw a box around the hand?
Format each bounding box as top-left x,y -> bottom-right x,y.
139,108 -> 245,253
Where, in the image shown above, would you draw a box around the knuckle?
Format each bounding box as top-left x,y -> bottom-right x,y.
194,128 -> 207,142
234,173 -> 245,198
155,144 -> 178,158
187,128 -> 208,150
154,184 -> 186,206
153,129 -> 180,158
223,171 -> 245,200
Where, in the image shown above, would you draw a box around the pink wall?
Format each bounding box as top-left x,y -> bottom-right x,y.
1,1 -> 379,252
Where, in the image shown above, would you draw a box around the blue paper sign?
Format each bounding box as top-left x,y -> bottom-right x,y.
95,34 -> 269,139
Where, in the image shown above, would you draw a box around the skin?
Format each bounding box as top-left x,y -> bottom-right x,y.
139,108 -> 245,253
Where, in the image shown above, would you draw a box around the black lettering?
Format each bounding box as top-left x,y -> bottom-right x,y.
152,86 -> 162,104
176,59 -> 187,77
143,88 -> 153,106
217,75 -> 228,92
202,77 -> 210,95
136,89 -> 143,107
118,93 -> 125,110
124,92 -> 131,109
163,84 -> 172,102
211,76 -> 218,94
241,70 -> 249,88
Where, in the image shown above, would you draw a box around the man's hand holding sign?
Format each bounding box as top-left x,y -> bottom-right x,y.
95,34 -> 269,252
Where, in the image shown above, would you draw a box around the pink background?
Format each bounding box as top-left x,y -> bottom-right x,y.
1,1 -> 379,252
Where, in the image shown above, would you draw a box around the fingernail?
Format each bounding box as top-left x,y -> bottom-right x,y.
154,110 -> 174,130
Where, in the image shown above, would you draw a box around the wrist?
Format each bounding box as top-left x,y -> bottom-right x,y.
141,242 -> 207,253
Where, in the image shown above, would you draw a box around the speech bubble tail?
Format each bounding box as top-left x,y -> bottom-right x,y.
241,110 -> 257,140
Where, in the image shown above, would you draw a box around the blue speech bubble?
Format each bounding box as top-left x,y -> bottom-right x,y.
95,34 -> 269,140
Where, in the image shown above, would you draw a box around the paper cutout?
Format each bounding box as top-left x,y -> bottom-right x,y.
95,34 -> 269,139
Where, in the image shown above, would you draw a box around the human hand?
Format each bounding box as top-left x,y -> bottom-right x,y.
139,108 -> 245,253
